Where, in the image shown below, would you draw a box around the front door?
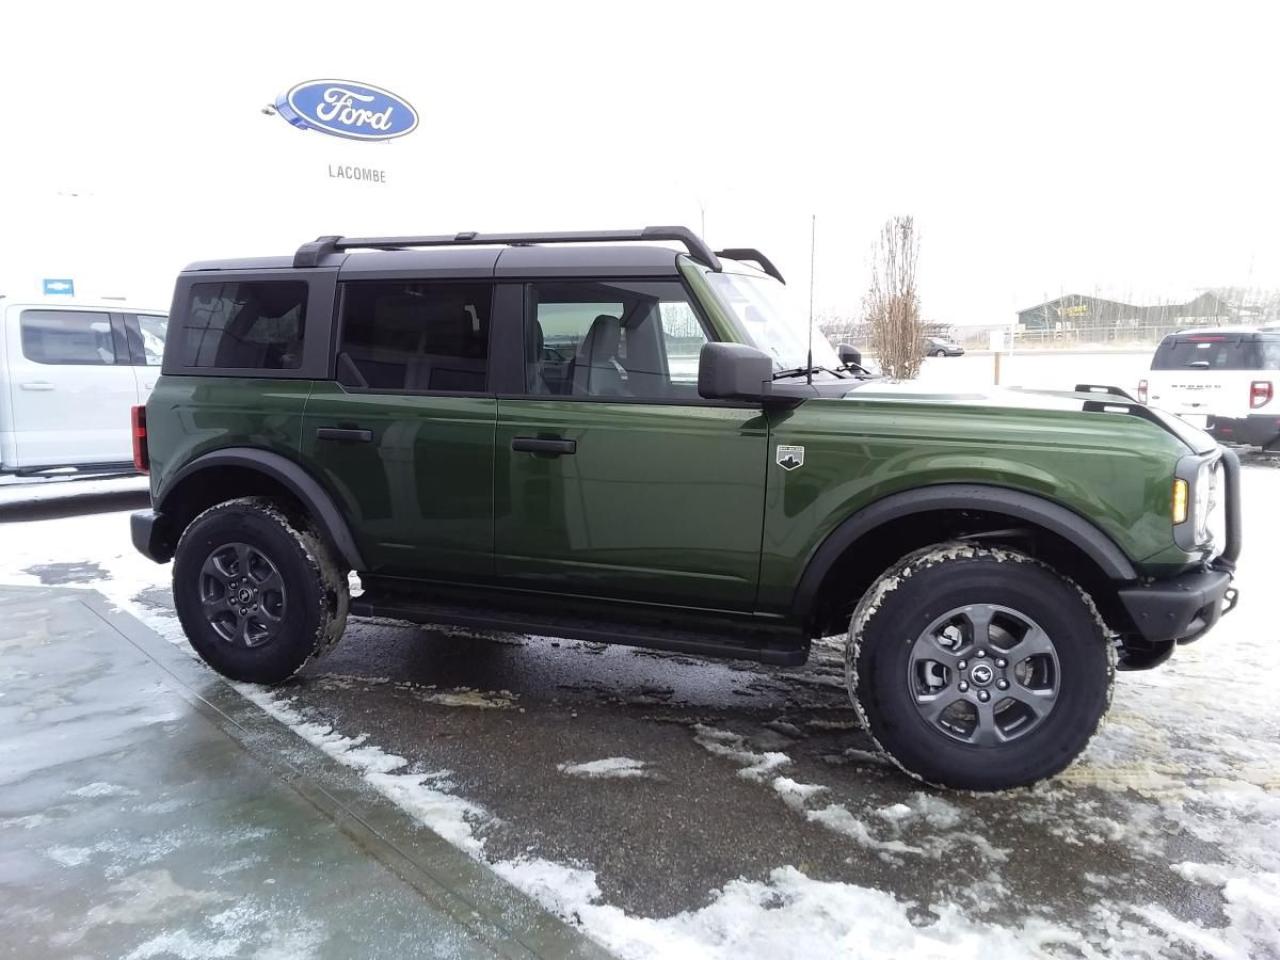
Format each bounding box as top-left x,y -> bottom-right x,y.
301,280 -> 496,579
495,280 -> 769,610
5,306 -> 140,468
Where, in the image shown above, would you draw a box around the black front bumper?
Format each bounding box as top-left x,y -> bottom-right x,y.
131,510 -> 174,563
1116,446 -> 1242,658
1117,568 -> 1238,646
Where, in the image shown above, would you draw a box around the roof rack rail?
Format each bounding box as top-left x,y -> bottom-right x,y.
1081,398 -> 1165,426
293,226 -> 722,270
1075,383 -> 1137,402
714,248 -> 785,284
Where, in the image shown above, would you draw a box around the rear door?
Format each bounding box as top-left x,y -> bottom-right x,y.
300,278 -> 497,580
123,313 -> 169,401
5,306 -> 139,467
1148,333 -> 1261,423
494,279 -> 769,610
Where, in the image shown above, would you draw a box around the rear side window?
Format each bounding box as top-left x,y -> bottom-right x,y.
1260,337 -> 1280,370
1151,335 -> 1260,370
337,282 -> 491,392
20,310 -> 118,365
179,281 -> 308,370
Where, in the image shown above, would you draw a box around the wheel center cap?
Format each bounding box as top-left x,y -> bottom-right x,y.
969,663 -> 995,686
237,588 -> 253,604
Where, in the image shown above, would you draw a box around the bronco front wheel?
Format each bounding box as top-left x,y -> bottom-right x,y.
846,544 -> 1113,790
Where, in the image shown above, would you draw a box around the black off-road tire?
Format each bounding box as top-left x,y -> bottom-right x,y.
172,497 -> 349,684
846,544 -> 1114,791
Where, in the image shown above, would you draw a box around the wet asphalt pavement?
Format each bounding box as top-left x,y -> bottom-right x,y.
6,455 -> 1280,956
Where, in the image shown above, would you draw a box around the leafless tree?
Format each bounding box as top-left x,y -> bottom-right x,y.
864,216 -> 922,379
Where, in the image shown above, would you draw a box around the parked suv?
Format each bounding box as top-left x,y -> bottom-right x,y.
0,297 -> 167,476
1140,327 -> 1280,450
130,228 -> 1241,790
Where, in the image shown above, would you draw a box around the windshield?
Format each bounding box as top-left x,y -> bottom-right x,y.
705,271 -> 842,373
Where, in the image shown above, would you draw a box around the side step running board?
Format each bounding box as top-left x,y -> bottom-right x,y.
350,594 -> 809,666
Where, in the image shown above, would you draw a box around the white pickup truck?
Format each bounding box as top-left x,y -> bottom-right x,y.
0,298 -> 167,476
1141,327 -> 1280,451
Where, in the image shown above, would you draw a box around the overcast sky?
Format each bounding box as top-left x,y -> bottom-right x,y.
1,1 -> 1277,324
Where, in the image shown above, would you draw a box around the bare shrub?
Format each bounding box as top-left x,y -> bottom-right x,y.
865,216 -> 922,379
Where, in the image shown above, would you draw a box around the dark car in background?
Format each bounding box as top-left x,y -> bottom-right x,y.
923,335 -> 964,357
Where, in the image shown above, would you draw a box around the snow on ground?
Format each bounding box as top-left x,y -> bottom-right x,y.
557,758 -> 656,780
0,473 -> 147,500
915,349 -> 1152,395
1,456 -> 1278,959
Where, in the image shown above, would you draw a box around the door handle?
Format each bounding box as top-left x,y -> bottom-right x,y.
511,436 -> 576,456
19,381 -> 54,391
316,426 -> 373,443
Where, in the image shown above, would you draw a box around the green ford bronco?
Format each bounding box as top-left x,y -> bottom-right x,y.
130,227 -> 1241,790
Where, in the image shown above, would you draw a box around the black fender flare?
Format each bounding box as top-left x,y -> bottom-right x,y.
790,483 -> 1138,619
158,448 -> 366,571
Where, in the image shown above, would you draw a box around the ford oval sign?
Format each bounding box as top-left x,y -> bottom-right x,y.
274,79 -> 418,141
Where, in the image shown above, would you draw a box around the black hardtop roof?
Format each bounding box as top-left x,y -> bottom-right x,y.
181,227 -> 787,283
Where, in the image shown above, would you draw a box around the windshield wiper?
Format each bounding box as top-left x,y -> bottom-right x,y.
772,365 -> 847,381
771,365 -> 812,381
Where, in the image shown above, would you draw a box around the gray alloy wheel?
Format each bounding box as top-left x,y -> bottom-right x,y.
847,544 -> 1112,790
908,603 -> 1060,746
199,542 -> 288,648
173,497 -> 349,685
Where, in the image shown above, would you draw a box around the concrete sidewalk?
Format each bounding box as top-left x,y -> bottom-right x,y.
0,585 -> 612,960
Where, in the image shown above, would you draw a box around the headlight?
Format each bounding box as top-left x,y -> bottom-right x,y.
1194,459 -> 1222,546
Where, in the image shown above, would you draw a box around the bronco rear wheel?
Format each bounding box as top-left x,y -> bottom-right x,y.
173,497 -> 348,684
846,544 -> 1113,790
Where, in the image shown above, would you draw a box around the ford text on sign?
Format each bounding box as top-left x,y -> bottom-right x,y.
274,80 -> 418,141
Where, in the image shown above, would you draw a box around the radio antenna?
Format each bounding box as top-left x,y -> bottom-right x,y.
807,213 -> 816,385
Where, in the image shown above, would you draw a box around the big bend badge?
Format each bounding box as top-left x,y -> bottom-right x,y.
776,444 -> 805,471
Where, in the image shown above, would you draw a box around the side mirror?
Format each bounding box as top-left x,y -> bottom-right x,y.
698,342 -> 773,403
837,343 -> 862,368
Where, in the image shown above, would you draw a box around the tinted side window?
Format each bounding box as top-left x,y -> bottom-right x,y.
20,310 -> 118,365
180,282 -> 307,370
525,281 -> 709,399
129,314 -> 168,366
1151,336 -> 1259,370
337,282 -> 491,392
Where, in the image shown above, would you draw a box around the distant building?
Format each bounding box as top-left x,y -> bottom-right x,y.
1016,292 -> 1233,334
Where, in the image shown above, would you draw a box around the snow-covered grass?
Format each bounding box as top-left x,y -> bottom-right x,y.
1,464 -> 1278,959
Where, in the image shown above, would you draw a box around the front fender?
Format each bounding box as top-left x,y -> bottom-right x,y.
757,398 -> 1187,612
787,483 -> 1138,620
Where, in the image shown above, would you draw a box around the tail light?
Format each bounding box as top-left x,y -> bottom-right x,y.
1137,379 -> 1149,403
131,405 -> 149,474
1250,381 -> 1273,409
